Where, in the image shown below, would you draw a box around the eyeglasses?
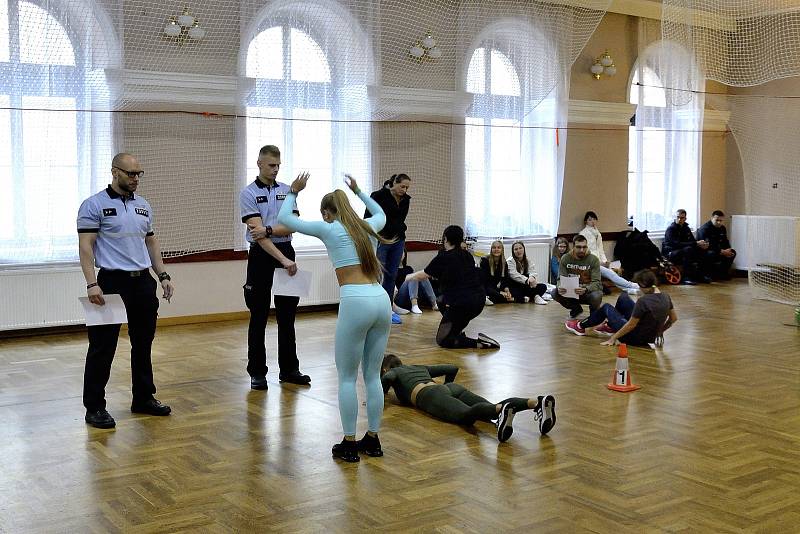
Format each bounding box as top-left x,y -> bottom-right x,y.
113,166 -> 145,179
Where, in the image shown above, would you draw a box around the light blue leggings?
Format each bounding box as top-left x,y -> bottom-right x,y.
335,283 -> 391,436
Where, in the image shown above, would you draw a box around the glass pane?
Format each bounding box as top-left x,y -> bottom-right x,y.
246,26 -> 282,79
0,95 -> 11,239
490,118 -> 521,214
246,107 -> 283,181
630,66 -> 665,107
22,96 -> 78,239
290,108 -> 331,247
490,50 -> 520,96
466,48 -> 485,94
290,28 -> 330,82
0,0 -> 9,62
464,117 -> 484,226
19,1 -> 75,65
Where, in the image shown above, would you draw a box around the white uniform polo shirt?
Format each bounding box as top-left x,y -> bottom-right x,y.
239,177 -> 297,245
77,186 -> 154,271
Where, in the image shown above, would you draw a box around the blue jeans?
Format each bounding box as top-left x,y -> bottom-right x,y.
395,279 -> 437,309
377,240 -> 405,303
582,292 -> 635,331
600,265 -> 638,290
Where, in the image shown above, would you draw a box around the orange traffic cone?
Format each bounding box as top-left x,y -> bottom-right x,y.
607,343 -> 641,392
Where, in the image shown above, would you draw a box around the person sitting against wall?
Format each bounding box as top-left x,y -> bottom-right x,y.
479,240 -> 514,306
662,209 -> 712,284
551,237 -> 570,285
696,210 -> 736,280
394,248 -> 438,314
380,354 -> 557,443
565,270 -> 677,348
579,211 -> 639,294
405,225 -> 500,349
507,241 -> 550,305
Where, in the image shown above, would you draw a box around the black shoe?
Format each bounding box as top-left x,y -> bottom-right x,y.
680,279 -> 697,286
569,307 -> 583,319
535,395 -> 557,435
332,438 -> 360,462
279,371 -> 311,385
477,333 -> 500,349
130,398 -> 171,416
496,402 -> 515,442
356,432 -> 383,457
701,276 -> 713,284
250,376 -> 268,390
85,409 -> 116,429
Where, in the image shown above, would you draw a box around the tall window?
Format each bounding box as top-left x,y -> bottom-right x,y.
464,44 -> 560,238
245,25 -> 334,249
628,41 -> 704,232
0,1 -> 112,264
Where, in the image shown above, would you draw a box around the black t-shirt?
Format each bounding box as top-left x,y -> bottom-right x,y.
622,292 -> 673,346
424,248 -> 483,301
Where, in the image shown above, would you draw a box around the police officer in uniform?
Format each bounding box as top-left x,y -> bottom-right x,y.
239,145 -> 310,389
77,153 -> 175,429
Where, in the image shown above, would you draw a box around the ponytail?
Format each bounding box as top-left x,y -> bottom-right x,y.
383,173 -> 411,189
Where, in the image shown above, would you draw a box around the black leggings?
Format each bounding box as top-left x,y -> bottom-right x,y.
415,383 -> 497,425
508,280 -> 547,303
435,293 -> 485,348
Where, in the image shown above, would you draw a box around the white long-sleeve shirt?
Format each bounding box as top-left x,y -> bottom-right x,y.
579,225 -> 608,264
506,256 -> 538,284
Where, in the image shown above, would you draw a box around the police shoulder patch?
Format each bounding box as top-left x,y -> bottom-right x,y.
135,207 -> 149,217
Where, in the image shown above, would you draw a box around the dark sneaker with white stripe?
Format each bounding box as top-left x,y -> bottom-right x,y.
477,333 -> 500,349
496,402 -> 516,442
534,395 -> 556,435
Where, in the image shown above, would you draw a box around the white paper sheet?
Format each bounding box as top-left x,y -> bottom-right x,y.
609,260 -> 621,270
272,269 -> 312,297
559,274 -> 580,299
79,294 -> 128,326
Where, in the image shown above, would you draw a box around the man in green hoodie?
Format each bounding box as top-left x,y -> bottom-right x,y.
551,234 -> 602,318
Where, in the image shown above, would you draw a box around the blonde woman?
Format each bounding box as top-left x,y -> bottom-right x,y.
479,240 -> 514,305
278,173 -> 390,463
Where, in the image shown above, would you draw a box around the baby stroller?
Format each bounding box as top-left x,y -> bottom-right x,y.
614,229 -> 681,285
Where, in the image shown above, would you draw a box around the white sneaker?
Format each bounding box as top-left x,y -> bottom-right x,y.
523,296 -> 530,303
411,305 -> 423,314
393,305 -> 410,315
534,295 -> 548,305
541,292 -> 553,301
485,297 -> 494,306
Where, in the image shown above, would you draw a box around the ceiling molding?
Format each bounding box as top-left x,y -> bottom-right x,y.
606,0 -> 736,31
115,69 -> 243,106
568,99 -> 636,126
367,86 -> 473,119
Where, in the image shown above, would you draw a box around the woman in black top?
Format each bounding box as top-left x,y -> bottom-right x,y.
365,174 -> 412,320
479,240 -> 514,305
405,225 -> 500,349
380,354 -> 557,442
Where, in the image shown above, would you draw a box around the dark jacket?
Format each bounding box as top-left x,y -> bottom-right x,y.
662,222 -> 697,255
365,187 -> 410,241
696,221 -> 732,253
479,256 -> 510,292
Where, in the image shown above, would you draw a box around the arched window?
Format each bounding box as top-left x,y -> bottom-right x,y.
0,0 -> 115,264
464,37 -> 562,238
628,41 -> 704,232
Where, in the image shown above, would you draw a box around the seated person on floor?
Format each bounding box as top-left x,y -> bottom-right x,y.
662,209 -> 711,284
551,237 -> 570,285
696,210 -> 736,280
394,248 -> 438,314
380,354 -> 556,442
507,241 -> 550,305
479,240 -> 514,305
405,225 -> 500,349
565,270 -> 677,348
579,211 -> 639,294
551,234 -> 603,318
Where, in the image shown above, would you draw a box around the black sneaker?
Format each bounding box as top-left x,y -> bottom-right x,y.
279,371 -> 311,385
569,307 -> 583,319
130,398 -> 171,416
496,402 -> 515,442
535,395 -> 556,435
332,438 -> 360,462
250,376 -> 268,390
356,432 -> 383,457
477,333 -> 500,349
85,409 -> 116,429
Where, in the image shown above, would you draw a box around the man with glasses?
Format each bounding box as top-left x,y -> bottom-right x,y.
551,234 -> 603,319
77,153 -> 175,429
696,210 -> 736,280
662,209 -> 711,285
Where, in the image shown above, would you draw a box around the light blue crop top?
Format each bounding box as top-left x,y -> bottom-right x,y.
277,190 -> 387,268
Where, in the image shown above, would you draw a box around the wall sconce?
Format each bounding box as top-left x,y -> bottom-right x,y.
164,7 -> 206,45
590,50 -> 616,79
409,33 -> 442,61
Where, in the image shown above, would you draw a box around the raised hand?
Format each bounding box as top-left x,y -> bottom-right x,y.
290,172 -> 310,194
344,174 -> 360,193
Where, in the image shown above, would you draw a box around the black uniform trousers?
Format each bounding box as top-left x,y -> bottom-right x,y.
243,242 -> 300,378
83,269 -> 159,411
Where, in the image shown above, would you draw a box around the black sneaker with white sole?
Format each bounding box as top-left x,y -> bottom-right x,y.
477,333 -> 500,349
495,402 -> 516,442
534,394 -> 556,435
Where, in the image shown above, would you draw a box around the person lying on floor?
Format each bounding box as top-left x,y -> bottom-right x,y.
380,354 -> 556,442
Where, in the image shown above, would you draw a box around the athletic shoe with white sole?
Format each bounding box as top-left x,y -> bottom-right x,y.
565,319 -> 586,336
411,305 -> 423,314
496,402 -> 516,442
393,305 -> 410,315
534,295 -> 548,305
485,297 -> 494,306
541,292 -> 553,301
477,333 -> 500,349
534,395 -> 556,435
594,323 -> 615,336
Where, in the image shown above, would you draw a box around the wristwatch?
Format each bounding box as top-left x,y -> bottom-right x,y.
158,272 -> 171,282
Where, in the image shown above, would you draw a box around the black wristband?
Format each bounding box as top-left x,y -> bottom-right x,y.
265,225 -> 273,237
158,272 -> 171,282
86,282 -> 98,289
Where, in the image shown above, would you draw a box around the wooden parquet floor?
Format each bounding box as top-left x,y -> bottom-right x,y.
1,279 -> 800,533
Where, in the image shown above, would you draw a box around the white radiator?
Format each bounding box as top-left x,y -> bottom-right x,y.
472,239 -> 551,279
0,266 -> 87,330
